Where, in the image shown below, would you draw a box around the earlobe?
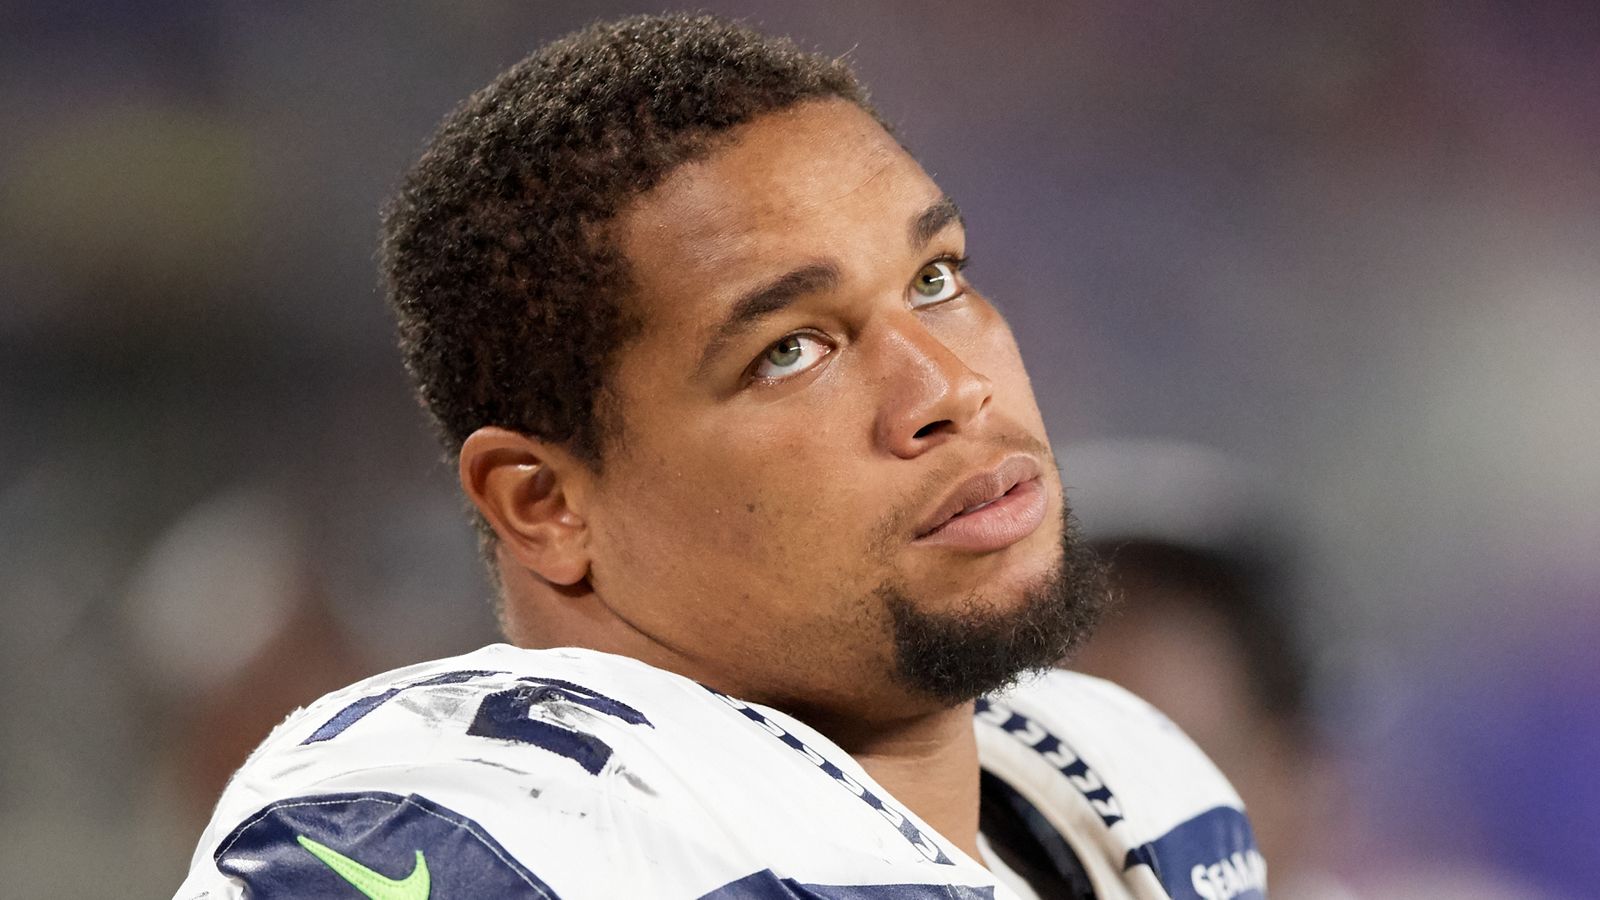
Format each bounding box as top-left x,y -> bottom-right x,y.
458,427 -> 591,586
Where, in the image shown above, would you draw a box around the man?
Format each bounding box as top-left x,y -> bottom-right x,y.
176,15 -> 1261,899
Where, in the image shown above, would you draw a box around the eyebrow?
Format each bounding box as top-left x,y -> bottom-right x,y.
695,195 -> 965,375
910,195 -> 963,250
696,262 -> 840,374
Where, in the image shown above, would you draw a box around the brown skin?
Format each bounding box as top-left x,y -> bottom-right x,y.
460,99 -> 1063,862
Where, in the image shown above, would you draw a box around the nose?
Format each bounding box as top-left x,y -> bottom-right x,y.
873,314 -> 994,459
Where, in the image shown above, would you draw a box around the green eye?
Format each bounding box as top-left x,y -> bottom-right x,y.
745,333 -> 825,381
750,332 -> 830,382
767,336 -> 804,367
910,260 -> 962,307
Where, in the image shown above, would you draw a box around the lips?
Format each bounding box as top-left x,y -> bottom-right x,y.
913,455 -> 1048,552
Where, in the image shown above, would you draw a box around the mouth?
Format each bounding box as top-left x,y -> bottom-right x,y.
912,455 -> 1048,553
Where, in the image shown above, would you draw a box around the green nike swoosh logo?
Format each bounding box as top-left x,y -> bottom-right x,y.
296,834 -> 431,900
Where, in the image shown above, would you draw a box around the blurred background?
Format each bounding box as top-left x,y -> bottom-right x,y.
2,1 -> 1596,896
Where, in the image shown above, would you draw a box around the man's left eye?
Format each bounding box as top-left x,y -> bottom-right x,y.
910,260 -> 963,307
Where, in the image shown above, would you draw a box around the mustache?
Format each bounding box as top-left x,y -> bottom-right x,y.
863,427 -> 1056,557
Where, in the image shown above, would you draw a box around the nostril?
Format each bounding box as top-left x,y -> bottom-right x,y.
913,420 -> 951,440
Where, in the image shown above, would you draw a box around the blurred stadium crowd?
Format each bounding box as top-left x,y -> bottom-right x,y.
2,2 -> 1596,897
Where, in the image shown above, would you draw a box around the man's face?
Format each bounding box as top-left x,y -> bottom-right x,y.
581,99 -> 1089,720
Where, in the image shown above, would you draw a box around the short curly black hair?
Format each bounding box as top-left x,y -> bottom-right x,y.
382,13 -> 872,468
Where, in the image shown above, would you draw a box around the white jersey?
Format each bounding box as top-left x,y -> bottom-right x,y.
175,645 -> 1262,899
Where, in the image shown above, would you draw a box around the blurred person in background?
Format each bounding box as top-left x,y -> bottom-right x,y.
1064,441 -> 1347,899
1064,439 -> 1563,900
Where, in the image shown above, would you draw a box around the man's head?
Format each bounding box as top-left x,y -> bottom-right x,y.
383,15 -> 866,467
383,14 -> 1105,725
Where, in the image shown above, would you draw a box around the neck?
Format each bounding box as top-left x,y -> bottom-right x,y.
808,702 -> 985,865
499,566 -> 987,863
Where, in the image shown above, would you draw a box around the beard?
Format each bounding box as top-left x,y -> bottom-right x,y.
880,509 -> 1109,705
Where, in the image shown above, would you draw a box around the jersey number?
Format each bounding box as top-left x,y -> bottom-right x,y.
305,670 -> 651,775
467,677 -> 651,774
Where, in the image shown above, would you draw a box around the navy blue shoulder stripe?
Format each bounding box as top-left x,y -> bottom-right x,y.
1123,806 -> 1265,900
214,790 -> 561,899
701,868 -> 994,899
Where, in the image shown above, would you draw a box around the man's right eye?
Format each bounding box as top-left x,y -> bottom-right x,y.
750,332 -> 831,382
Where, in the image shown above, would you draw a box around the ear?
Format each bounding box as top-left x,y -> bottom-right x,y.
458,426 -> 593,586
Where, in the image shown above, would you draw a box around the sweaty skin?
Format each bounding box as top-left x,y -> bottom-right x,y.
461,99 -> 1065,863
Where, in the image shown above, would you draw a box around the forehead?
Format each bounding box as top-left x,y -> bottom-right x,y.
616,99 -> 944,314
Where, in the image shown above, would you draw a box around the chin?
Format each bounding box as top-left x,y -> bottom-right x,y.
882,507 -> 1107,705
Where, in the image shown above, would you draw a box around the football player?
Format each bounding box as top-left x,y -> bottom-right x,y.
177,15 -> 1262,899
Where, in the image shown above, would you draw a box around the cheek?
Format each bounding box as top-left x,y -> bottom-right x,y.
597,425 -> 867,597
966,308 -> 1046,423
920,305 -> 1037,423
731,403 -> 897,539
700,433 -> 861,568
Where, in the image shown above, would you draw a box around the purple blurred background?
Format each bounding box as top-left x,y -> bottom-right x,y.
2,2 -> 1596,896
